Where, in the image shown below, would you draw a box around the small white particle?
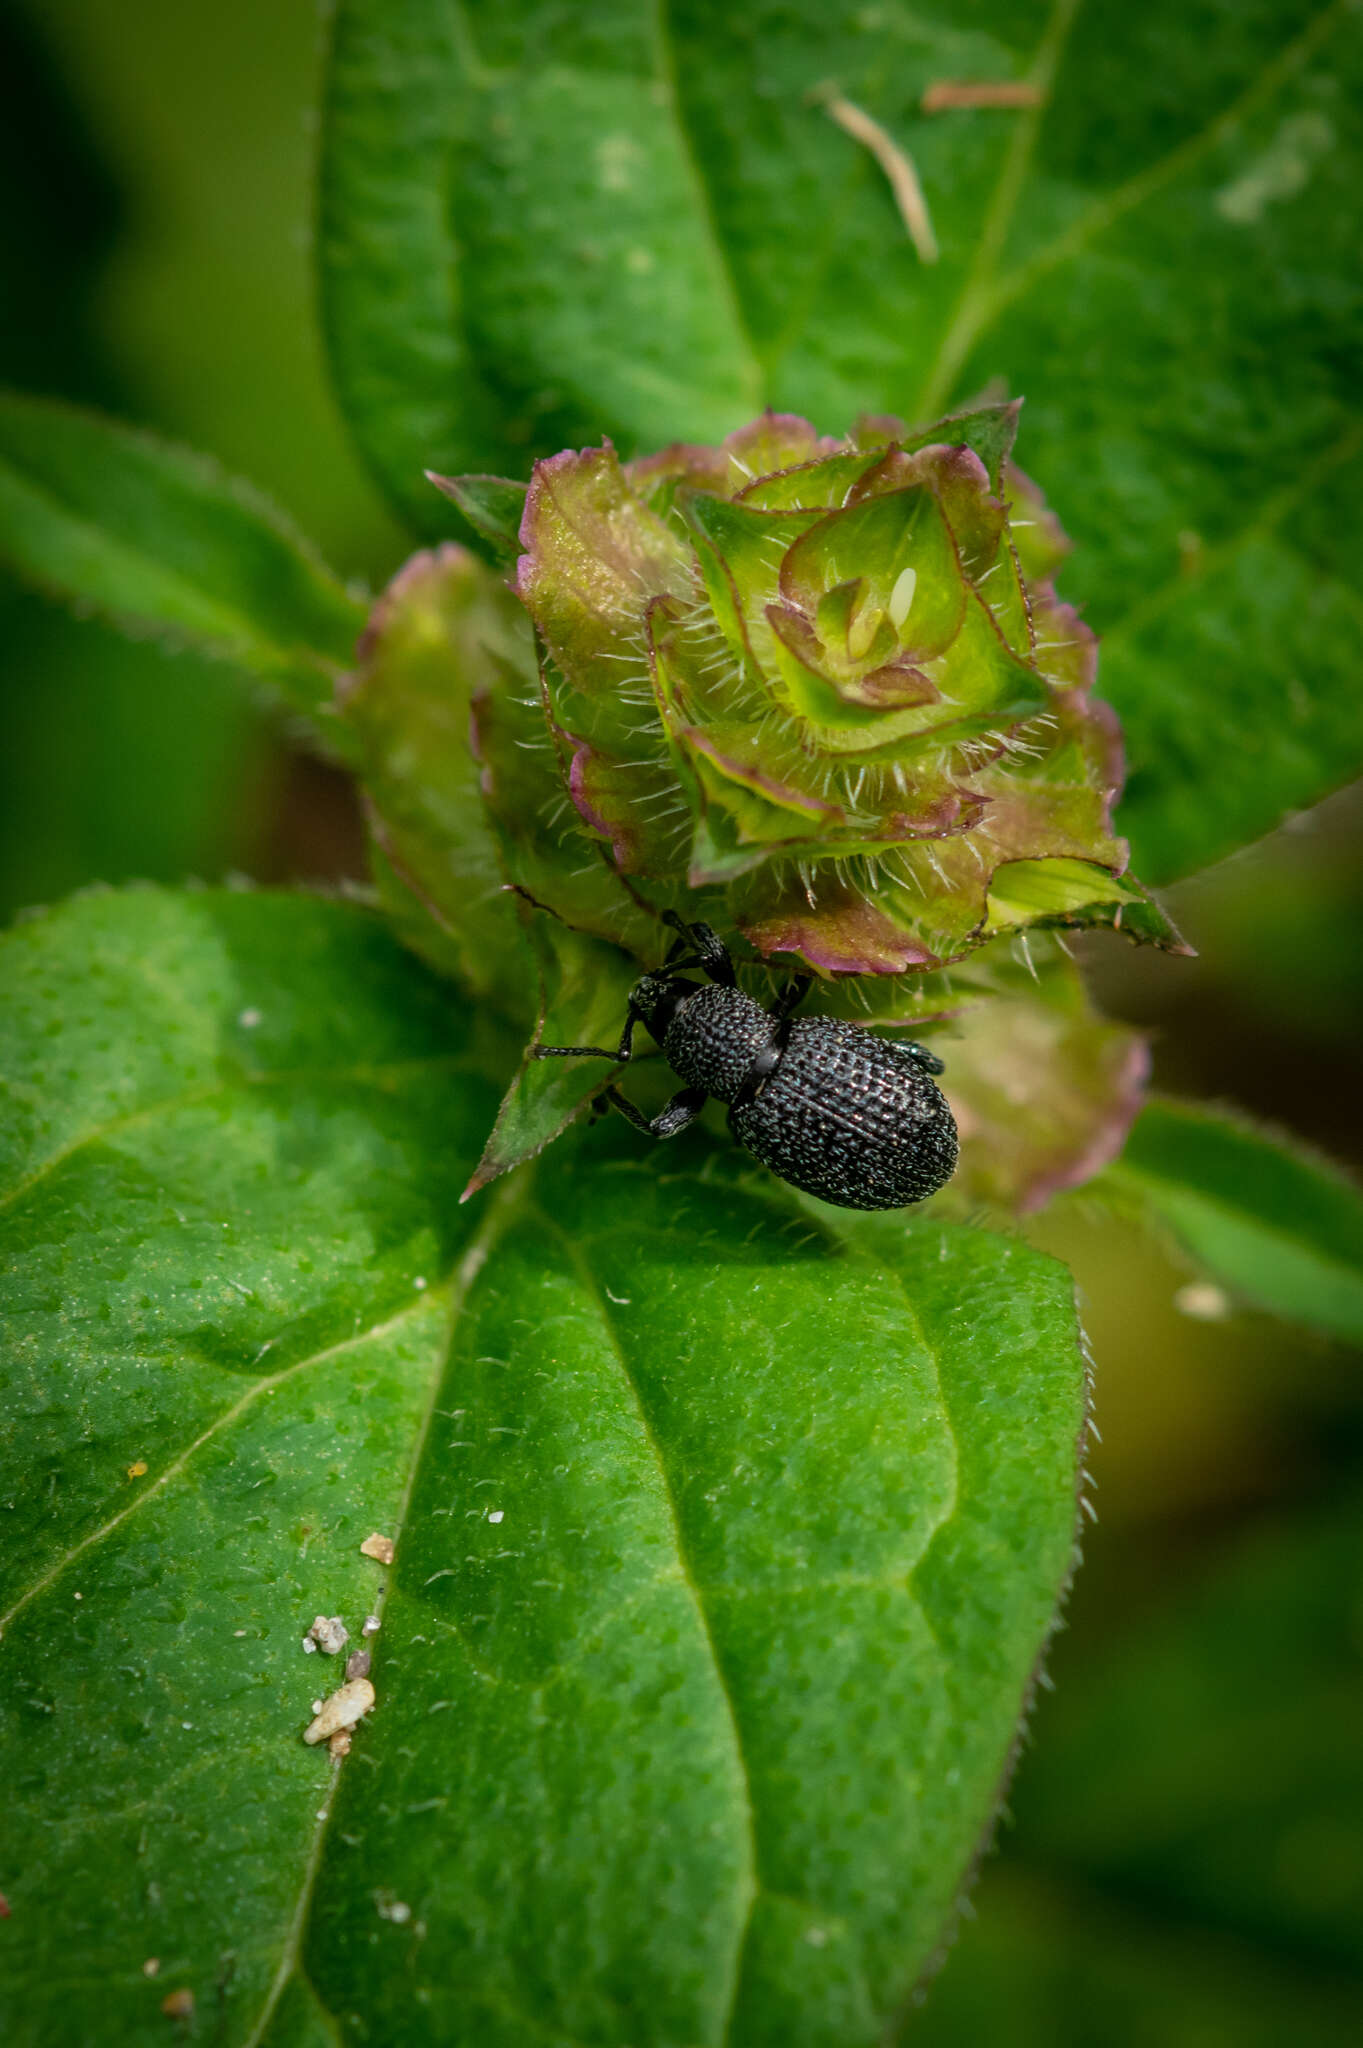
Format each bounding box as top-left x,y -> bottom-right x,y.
306,1614 -> 350,1656
238,1007 -> 262,1029
302,1636 -> 317,1654
1175,1281 -> 1231,1322
604,1286 -> 632,1306
889,566 -> 918,631
413,1276 -> 428,1291
487,1510 -> 504,1525
233,1629 -> 248,1638
182,1722 -> 192,1730
312,1699 -> 324,1715
362,1615 -> 381,1636
316,1808 -> 327,1819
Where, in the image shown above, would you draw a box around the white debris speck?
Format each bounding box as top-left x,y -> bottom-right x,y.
141,1958 -> 160,1978
1175,1281 -> 1231,1322
487,1510 -> 504,1525
604,1286 -> 631,1306
360,1532 -> 395,1565
302,1636 -> 317,1654
304,1677 -> 376,1746
181,1722 -> 192,1730
312,1699 -> 324,1715
238,1008 -> 263,1029
375,1893 -> 412,1923
233,1629 -> 248,1638
596,134 -> 639,192
362,1615 -> 381,1636
1216,113 -> 1334,225
306,1615 -> 350,1656
413,1275 -> 428,1291
73,1591 -> 82,1601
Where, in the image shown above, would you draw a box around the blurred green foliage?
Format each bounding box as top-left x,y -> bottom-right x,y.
1,2 -> 1360,2039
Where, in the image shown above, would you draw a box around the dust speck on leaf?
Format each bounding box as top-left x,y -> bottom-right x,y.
304,1677 -> 376,1745
141,1957 -> 158,1976
360,1531 -> 395,1565
306,1614 -> 349,1655
1215,113 -> 1334,224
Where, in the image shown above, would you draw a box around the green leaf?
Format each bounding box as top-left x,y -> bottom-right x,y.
0,391 -> 368,758
320,0 -> 1363,870
461,917 -> 642,1198
1103,1097 -> 1363,1345
427,470 -> 529,562
1,886 -> 1088,2046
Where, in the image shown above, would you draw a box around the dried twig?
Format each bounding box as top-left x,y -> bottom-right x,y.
816,89 -> 938,265
922,81 -> 1043,114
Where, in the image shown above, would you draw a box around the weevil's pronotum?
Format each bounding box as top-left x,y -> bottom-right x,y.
534,913 -> 958,1211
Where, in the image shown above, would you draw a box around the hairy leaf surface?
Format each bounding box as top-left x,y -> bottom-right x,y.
0,888 -> 1087,2046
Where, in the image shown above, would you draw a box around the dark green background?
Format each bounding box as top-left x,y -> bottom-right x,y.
2,0 -> 1361,2036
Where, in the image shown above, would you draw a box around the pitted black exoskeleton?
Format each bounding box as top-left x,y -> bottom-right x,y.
534,914 -> 958,1211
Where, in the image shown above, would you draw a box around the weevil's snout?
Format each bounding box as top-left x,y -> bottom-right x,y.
628,972 -> 690,1045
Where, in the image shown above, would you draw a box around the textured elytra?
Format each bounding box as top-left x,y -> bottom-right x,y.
732,1016 -> 959,1211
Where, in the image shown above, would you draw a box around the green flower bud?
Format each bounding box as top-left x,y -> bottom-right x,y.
345,405 -> 1185,1202
486,402 -> 1176,973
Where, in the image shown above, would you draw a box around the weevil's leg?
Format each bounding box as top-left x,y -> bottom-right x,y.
595,1083 -> 708,1138
769,973 -> 812,1023
661,910 -> 735,988
899,1039 -> 945,1075
534,1007 -> 641,1064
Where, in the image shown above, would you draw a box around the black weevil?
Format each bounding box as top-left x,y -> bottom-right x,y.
534,913 -> 958,1211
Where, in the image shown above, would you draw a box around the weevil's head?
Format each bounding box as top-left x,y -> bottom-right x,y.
628,971 -> 694,1046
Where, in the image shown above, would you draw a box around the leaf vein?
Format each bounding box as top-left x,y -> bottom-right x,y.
545,1213 -> 760,2048
0,1050 -> 479,1217
970,0 -> 1355,355
0,1292 -> 447,1638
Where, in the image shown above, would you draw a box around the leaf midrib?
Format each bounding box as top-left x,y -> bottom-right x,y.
239,1185 -> 526,2048
543,1208 -> 760,2048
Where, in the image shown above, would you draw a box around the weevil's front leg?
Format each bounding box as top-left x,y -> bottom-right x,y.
533,1005 -> 641,1063
593,1083 -> 708,1138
